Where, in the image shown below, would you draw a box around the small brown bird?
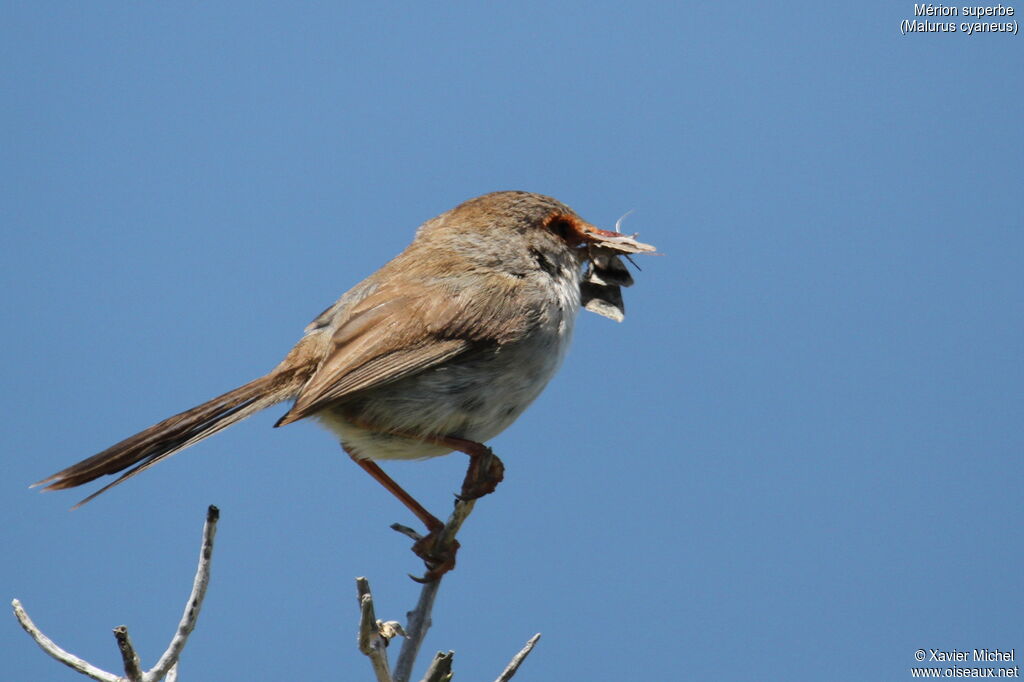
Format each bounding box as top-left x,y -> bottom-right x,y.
35,191 -> 654,569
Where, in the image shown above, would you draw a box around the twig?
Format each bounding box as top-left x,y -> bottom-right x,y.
12,505 -> 220,682
393,578 -> 440,682
495,633 -> 541,682
11,599 -> 119,682
356,577 -> 394,682
436,497 -> 477,552
146,504 -> 219,681
390,524 -> 422,542
420,651 -> 454,682
113,626 -> 144,682
393,496 -> 477,682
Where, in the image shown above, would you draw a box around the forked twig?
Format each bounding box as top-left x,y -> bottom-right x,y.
12,505 -> 220,682
356,577 -> 395,682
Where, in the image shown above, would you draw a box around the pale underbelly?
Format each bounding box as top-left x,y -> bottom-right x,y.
315,329 -> 573,460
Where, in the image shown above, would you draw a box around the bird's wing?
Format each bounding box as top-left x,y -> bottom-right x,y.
275,274 -> 538,426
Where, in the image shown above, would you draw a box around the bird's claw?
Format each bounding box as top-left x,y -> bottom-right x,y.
409,528 -> 460,583
459,448 -> 504,501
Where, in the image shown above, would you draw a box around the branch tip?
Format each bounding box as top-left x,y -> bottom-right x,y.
113,625 -> 143,682
495,633 -> 542,682
422,651 -> 454,682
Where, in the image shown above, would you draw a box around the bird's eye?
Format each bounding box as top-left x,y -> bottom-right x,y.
547,217 -> 576,242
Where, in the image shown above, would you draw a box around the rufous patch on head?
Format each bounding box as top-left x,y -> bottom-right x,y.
543,213 -> 589,247
544,212 -> 632,249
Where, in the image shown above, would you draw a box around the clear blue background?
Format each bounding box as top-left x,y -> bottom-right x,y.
3,2 -> 1021,680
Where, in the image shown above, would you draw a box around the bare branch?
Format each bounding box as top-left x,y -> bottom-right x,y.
393,578 -> 440,682
356,577 -> 394,682
113,625 -> 144,682
145,504 -> 219,682
495,633 -> 541,682
11,599 -> 120,682
438,497 -> 477,547
13,506 -> 219,682
393,496 -> 477,682
420,651 -> 454,682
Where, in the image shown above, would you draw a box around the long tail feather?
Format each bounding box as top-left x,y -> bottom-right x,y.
34,371 -> 300,507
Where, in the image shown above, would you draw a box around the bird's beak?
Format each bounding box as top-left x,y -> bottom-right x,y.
574,221 -> 657,255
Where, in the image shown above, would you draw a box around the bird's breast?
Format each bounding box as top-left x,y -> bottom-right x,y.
318,271 -> 581,461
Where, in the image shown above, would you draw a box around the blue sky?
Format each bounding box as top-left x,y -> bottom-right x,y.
2,2 -> 1021,680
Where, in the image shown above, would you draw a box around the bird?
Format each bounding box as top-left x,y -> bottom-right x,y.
34,191 -> 655,576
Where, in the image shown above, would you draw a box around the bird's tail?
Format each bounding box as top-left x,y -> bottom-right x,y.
33,370 -> 304,508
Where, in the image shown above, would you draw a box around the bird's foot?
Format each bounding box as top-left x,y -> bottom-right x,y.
409,527 -> 461,583
459,447 -> 504,500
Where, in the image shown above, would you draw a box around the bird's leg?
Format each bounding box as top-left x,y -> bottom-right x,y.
343,431 -> 504,582
346,448 -> 458,581
403,436 -> 504,583
342,419 -> 506,503
348,453 -> 444,532
433,436 -> 505,501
